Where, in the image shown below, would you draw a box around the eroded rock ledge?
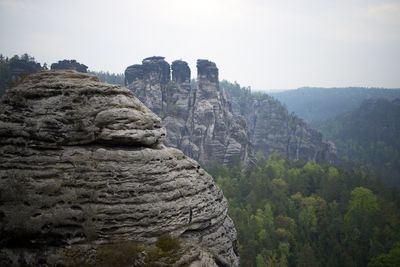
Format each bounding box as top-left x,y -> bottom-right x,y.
0,70 -> 239,266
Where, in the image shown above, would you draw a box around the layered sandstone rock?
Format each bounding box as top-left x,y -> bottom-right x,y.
126,58 -> 253,166
0,70 -> 239,266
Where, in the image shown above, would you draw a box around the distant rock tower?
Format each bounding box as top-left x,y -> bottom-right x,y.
51,59 -> 88,73
125,57 -> 253,166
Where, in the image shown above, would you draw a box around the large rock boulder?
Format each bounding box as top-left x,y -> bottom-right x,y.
0,70 -> 239,266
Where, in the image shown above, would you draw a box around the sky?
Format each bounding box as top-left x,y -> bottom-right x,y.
0,0 -> 399,90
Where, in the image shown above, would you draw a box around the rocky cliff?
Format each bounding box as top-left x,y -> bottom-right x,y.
126,57 -> 253,166
126,57 -> 335,165
0,71 -> 239,266
226,91 -> 336,163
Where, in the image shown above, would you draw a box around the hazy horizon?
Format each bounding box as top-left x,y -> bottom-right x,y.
1,0 -> 399,90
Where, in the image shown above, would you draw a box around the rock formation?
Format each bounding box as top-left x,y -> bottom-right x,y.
124,56 -> 170,115
126,57 -> 253,166
125,56 -> 336,165
51,59 -> 88,73
226,89 -> 336,163
0,70 -> 239,266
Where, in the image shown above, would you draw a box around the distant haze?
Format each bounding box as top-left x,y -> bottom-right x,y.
1,0 -> 399,90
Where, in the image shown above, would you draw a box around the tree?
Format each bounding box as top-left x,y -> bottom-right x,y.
345,187 -> 379,230
256,254 -> 267,267
369,242 -> 400,267
345,187 -> 380,266
296,243 -> 319,267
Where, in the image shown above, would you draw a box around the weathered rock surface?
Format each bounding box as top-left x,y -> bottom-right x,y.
0,71 -> 239,266
51,59 -> 88,73
226,91 -> 336,163
126,58 -> 253,166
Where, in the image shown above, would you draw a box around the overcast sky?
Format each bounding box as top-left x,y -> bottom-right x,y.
1,0 -> 399,90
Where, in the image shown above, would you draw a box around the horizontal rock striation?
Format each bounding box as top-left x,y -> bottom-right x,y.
0,71 -> 239,266
126,58 -> 253,166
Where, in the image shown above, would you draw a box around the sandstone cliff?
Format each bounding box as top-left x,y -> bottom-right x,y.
125,57 -> 335,165
0,71 -> 239,266
226,91 -> 336,163
126,57 -> 253,166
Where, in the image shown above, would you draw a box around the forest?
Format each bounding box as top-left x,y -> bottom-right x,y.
0,53 -> 44,96
318,98 -> 400,187
0,53 -> 124,96
207,155 -> 400,267
222,80 -> 400,188
88,70 -> 125,86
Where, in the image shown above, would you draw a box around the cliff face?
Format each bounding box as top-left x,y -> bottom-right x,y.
0,71 -> 239,266
126,57 -> 335,165
126,57 -> 252,165
227,93 -> 336,163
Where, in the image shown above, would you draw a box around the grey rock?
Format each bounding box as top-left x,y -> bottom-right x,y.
0,70 -> 239,266
51,59 -> 88,73
124,64 -> 144,85
126,58 -> 253,166
172,60 -> 191,83
125,57 -> 171,115
227,93 -> 336,163
197,59 -> 219,84
126,56 -> 335,165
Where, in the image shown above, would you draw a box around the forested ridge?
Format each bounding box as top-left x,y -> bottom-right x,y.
270,87 -> 400,124
318,98 -> 400,186
207,155 -> 400,267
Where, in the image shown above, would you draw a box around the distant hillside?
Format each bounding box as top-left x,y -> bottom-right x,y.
318,98 -> 400,186
270,87 -> 400,124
